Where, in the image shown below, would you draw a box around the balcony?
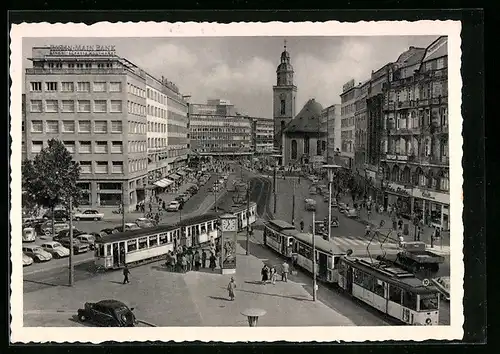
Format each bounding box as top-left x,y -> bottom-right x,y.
430,156 -> 449,165
26,68 -> 127,75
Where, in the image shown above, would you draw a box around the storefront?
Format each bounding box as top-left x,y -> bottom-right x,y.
411,188 -> 450,231
384,182 -> 413,218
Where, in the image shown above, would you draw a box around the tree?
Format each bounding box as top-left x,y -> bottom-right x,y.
22,139 -> 81,236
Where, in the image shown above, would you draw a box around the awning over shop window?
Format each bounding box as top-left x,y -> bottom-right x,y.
164,178 -> 174,186
168,174 -> 181,180
176,170 -> 187,176
153,179 -> 170,188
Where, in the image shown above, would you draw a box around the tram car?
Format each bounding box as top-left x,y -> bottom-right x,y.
263,219 -> 296,257
177,213 -> 220,249
229,202 -> 257,231
337,256 -> 440,325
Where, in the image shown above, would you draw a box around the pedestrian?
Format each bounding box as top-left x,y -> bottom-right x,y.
194,251 -> 201,271
209,252 -> 217,271
281,261 -> 290,282
180,254 -> 187,273
162,201 -> 166,210
300,220 -> 305,232
365,225 -> 371,238
398,231 -> 404,248
270,266 -> 277,284
265,265 -> 271,282
261,265 -> 268,284
298,176 -> 301,185
398,219 -> 403,230
186,252 -> 192,272
416,226 -> 421,241
202,250 -> 207,268
122,265 -> 130,284
227,277 -> 237,301
155,213 -> 160,225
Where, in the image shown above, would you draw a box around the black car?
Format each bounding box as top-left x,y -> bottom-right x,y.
55,229 -> 83,240
100,228 -> 115,236
77,299 -> 137,327
43,209 -> 69,221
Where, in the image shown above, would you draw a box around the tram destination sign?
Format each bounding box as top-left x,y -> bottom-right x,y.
49,45 -> 116,56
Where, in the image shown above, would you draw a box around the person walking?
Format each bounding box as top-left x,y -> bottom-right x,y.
194,251 -> 201,271
122,265 -> 130,284
281,261 -> 290,282
270,266 -> 277,285
365,225 -> 371,238
180,254 -> 187,273
261,265 -> 268,284
209,252 -> 217,271
186,252 -> 192,272
300,220 -> 305,232
227,277 -> 237,301
202,250 -> 207,268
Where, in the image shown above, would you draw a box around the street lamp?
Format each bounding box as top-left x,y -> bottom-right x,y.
322,164 -> 342,241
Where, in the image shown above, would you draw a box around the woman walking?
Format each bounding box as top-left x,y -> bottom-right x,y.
227,277 -> 237,301
209,252 -> 217,271
270,266 -> 277,285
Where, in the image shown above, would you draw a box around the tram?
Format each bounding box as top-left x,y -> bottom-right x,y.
94,202 -> 258,270
263,219 -> 296,257
337,256 -> 440,325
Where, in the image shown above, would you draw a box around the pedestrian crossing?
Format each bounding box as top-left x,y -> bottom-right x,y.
331,236 -> 398,249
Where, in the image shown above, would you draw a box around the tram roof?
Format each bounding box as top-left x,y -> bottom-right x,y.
287,230 -> 346,255
176,213 -> 220,227
267,219 -> 296,231
96,224 -> 179,244
342,256 -> 438,294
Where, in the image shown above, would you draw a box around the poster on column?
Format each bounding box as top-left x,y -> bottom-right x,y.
222,231 -> 237,270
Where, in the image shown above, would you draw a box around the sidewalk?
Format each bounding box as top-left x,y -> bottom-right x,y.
23,234 -> 354,327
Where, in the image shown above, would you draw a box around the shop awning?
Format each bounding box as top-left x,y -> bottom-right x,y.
163,178 -> 174,186
176,170 -> 187,176
153,178 -> 171,188
168,174 -> 181,180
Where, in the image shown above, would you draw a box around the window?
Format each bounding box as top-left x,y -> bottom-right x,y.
93,82 -> 106,92
31,120 -> 43,133
45,82 -> 58,92
111,121 -> 123,133
112,161 -> 124,173
138,237 -> 148,249
77,82 -> 90,92
45,100 -> 58,113
62,100 -> 75,112
388,284 -> 402,304
159,234 -> 168,245
78,120 -> 91,133
402,290 -> 417,310
373,279 -> 385,298
111,141 -> 123,153
77,100 -> 91,112
94,100 -> 107,113
63,141 -> 75,153
79,141 -> 91,153
62,121 -> 75,133
127,239 -> 137,252
46,120 -> 59,133
61,82 -> 74,92
94,121 -> 107,133
80,161 -> 92,173
31,141 -> 43,153
95,141 -> 108,154
419,293 -> 439,311
110,100 -> 122,113
109,82 -> 121,92
30,82 -> 42,92
30,100 -> 42,112
95,161 -> 108,174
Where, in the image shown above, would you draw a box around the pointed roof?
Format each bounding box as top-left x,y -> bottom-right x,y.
283,99 -> 326,134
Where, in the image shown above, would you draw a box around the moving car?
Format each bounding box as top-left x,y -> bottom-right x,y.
135,218 -> 155,229
74,209 -> 104,221
338,203 -> 348,214
167,200 -> 181,212
346,208 -> 358,218
112,223 -> 141,233
43,209 -> 69,221
77,299 -> 137,327
40,241 -> 70,258
304,198 -> 317,211
57,238 -> 90,254
99,228 -> 115,237
55,228 -> 83,240
22,245 -> 52,262
23,253 -> 34,266
331,215 -> 339,227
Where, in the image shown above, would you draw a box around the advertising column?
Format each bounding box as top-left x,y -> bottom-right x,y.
220,213 -> 238,274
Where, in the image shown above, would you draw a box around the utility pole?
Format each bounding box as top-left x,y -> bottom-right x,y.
68,196 -> 74,286
122,182 -> 126,231
273,165 -> 277,214
312,211 -> 317,301
291,180 -> 296,226
328,176 -> 332,241
214,175 -> 218,213
246,181 -> 250,255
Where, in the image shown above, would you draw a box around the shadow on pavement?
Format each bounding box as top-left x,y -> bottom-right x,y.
235,287 -> 310,302
208,295 -> 231,302
109,280 -> 124,285
23,279 -> 65,287
244,280 -> 264,285
68,314 -> 96,327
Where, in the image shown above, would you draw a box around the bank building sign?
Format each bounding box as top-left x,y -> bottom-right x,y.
49,44 -> 116,56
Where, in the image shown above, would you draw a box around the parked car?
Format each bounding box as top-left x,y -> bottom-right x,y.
39,221 -> 71,236
135,218 -> 155,228
40,241 -> 70,258
167,201 -> 181,212
99,228 -> 115,237
346,208 -> 358,218
22,227 -> 37,242
76,234 -> 97,250
174,196 -> 186,207
74,209 -> 104,221
338,203 -> 348,214
330,199 -> 338,208
77,299 -> 137,327
308,187 -> 317,195
23,253 -> 34,266
304,198 -> 317,211
112,223 -> 141,233
43,209 -> 69,222
22,245 -> 52,262
331,216 -> 340,227
177,194 -> 190,203
55,228 -> 83,240
57,238 -> 90,254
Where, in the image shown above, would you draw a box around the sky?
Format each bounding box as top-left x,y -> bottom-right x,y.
22,36 -> 438,118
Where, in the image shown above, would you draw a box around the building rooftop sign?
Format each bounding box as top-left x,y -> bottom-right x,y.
49,44 -> 116,56
342,79 -> 355,92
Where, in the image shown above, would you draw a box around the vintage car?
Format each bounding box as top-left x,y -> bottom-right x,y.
40,241 -> 70,258
23,253 -> 34,266
74,209 -> 104,221
77,299 -> 137,327
167,201 -> 182,212
43,209 -> 69,221
22,245 -> 52,262
304,198 -> 317,211
345,208 -> 358,218
112,223 -> 141,233
76,234 -> 97,250
330,215 -> 340,227
57,238 -> 90,254
135,218 -> 155,229
40,221 -> 71,236
22,227 -> 36,242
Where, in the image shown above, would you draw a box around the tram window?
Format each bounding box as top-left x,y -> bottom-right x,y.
362,273 -> 375,291
159,235 -> 168,244
419,293 -> 439,311
373,279 -> 385,297
149,236 -> 158,247
353,269 -> 364,285
388,285 -> 402,304
106,244 -> 111,256
201,225 -> 206,233
97,244 -> 105,257
298,243 -> 312,259
127,240 -> 137,252
338,261 -> 346,277
138,237 -> 148,250
402,290 -> 417,310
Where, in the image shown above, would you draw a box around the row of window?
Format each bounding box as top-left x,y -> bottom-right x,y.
190,135 -> 251,141
30,120 -> 123,134
127,82 -> 146,99
383,168 -> 450,192
129,159 -> 148,173
30,81 -> 122,93
341,117 -> 355,128
30,99 -> 123,113
383,136 -> 448,158
386,80 -> 447,102
127,101 -> 146,117
147,88 -> 167,105
81,161 -> 124,174
190,127 -> 251,133
147,104 -> 167,119
195,143 -> 247,148
148,122 -> 167,133
341,103 -> 356,116
147,138 -> 167,149
32,140 -> 124,154
36,62 -> 114,70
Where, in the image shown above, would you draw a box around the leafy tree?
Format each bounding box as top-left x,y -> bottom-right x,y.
22,139 -> 81,236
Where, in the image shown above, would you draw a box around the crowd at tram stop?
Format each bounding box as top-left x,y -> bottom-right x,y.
162,244 -> 220,273
260,260 -> 291,285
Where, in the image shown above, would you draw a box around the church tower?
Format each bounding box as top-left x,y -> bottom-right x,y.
273,40 -> 297,150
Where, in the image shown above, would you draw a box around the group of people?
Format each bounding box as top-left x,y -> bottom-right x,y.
164,247 -> 218,273
260,261 -> 290,284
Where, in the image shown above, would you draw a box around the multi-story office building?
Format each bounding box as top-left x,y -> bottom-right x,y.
189,100 -> 252,158
339,79 -> 358,168
22,94 -> 27,161
320,104 -> 340,164
380,36 -> 449,230
206,99 -> 236,116
354,81 -> 369,171
24,45 -> 188,210
164,81 -> 189,171
252,118 -> 274,154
